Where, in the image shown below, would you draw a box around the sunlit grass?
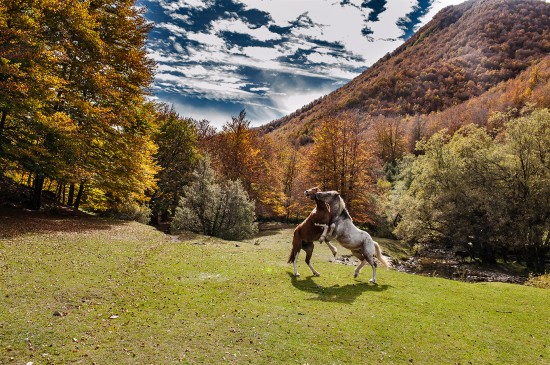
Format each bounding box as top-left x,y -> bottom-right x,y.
1,219 -> 548,364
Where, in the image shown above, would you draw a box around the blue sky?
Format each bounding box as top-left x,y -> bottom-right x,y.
138,0 -> 464,128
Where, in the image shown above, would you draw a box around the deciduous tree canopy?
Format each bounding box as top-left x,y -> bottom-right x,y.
0,0 -> 157,210
394,109 -> 550,272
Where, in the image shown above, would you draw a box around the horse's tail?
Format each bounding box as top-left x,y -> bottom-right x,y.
288,231 -> 301,264
374,241 -> 390,267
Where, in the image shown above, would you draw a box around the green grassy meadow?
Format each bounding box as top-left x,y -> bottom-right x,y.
0,215 -> 548,364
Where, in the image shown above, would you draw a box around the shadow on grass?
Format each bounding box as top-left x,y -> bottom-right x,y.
0,206 -> 121,239
288,272 -> 391,304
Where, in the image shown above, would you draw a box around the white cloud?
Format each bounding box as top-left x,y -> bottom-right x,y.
269,87 -> 335,115
147,49 -> 182,63
169,13 -> 192,23
155,61 -> 256,102
186,32 -> 227,48
157,0 -> 214,12
173,42 -> 184,53
156,22 -> 187,36
368,0 -> 415,39
241,46 -> 283,61
250,86 -> 270,92
212,18 -> 282,42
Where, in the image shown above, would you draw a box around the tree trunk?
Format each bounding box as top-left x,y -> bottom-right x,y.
150,211 -> 159,226
160,209 -> 169,222
0,110 -> 6,138
67,183 -> 75,206
525,245 -> 547,274
74,182 -> 85,210
55,182 -> 62,202
479,241 -> 496,264
30,174 -> 45,210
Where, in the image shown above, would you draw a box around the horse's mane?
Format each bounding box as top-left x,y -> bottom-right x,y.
332,194 -> 348,218
338,196 -> 353,221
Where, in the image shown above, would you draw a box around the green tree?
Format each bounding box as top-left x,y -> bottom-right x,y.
171,157 -> 258,240
499,109 -> 550,272
395,125 -> 504,262
151,104 -> 200,223
395,110 -> 550,271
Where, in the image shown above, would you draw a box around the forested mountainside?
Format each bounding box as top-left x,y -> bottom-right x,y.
262,0 -> 550,141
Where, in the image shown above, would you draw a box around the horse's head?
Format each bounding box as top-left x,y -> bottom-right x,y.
315,190 -> 340,203
304,187 -> 321,200
315,190 -> 345,215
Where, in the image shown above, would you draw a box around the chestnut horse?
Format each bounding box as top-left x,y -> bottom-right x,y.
288,187 -> 337,277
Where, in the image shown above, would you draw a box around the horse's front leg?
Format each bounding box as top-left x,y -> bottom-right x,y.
326,241 -> 338,257
327,223 -> 336,237
316,223 -> 338,256
325,223 -> 338,256
315,223 -> 329,242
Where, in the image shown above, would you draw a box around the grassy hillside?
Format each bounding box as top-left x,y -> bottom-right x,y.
1,212 -> 548,364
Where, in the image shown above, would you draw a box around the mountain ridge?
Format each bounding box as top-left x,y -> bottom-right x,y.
261,0 -> 550,142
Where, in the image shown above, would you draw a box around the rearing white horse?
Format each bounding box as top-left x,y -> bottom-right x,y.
315,190 -> 389,283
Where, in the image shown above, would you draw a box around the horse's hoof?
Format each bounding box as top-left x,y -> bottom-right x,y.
314,273 -> 321,277
354,273 -> 358,278
295,273 -> 300,278
369,279 -> 376,284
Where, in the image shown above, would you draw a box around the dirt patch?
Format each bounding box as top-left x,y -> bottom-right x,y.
0,206 -> 117,239
331,254 -> 394,268
330,255 -> 358,266
395,248 -> 528,284
329,248 -> 527,284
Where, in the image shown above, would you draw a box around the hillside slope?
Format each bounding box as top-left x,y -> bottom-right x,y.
262,0 -> 550,141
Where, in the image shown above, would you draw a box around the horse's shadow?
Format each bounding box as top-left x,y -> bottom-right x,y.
288,272 -> 391,304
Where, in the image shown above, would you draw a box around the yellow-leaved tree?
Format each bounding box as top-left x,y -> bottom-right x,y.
209,110 -> 285,218
306,116 -> 379,224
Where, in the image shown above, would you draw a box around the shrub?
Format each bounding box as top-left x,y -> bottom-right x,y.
171,158 -> 258,240
108,203 -> 152,224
